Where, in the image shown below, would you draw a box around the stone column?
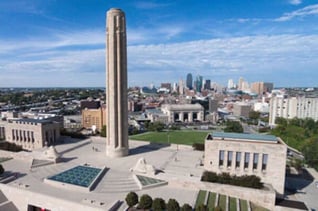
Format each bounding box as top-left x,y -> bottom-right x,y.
106,8 -> 129,157
180,112 -> 184,122
189,112 -> 193,122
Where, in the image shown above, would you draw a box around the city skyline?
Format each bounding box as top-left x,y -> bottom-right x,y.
0,0 -> 318,87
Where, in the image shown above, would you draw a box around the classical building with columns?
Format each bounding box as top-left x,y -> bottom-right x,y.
204,132 -> 287,195
161,104 -> 204,123
3,117 -> 61,150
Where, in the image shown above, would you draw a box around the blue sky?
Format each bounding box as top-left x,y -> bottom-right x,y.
0,0 -> 318,87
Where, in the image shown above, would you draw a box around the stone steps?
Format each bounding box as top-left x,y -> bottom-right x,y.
94,170 -> 139,193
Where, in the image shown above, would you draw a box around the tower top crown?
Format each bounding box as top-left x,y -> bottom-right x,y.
108,8 -> 124,14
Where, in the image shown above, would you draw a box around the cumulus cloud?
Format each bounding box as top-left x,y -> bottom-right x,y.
133,1 -> 171,9
1,32 -> 318,87
289,0 -> 302,5
127,34 -> 318,86
276,4 -> 318,21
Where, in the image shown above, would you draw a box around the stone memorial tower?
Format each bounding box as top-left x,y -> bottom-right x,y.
106,8 -> 129,157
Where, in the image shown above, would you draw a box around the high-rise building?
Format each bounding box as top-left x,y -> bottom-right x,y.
228,79 -> 235,89
106,8 -> 129,157
251,82 -> 274,95
269,95 -> 318,126
196,75 -> 203,92
186,73 -> 193,90
238,77 -> 244,90
179,79 -> 184,95
204,79 -> 211,90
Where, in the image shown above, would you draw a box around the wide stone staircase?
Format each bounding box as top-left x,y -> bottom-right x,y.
0,189 -> 18,211
93,169 -> 139,193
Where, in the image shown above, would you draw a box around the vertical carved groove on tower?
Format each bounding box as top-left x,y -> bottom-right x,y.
106,8 -> 129,157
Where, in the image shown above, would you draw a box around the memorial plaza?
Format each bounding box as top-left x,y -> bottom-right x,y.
0,137 -> 205,210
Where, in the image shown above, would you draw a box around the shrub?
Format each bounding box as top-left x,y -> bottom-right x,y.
138,194 -> 153,210
181,203 -> 192,211
125,192 -> 138,208
152,198 -> 166,211
167,198 -> 180,211
213,206 -> 223,211
196,203 -> 207,211
192,143 -> 205,151
0,142 -> 22,152
201,171 -> 263,189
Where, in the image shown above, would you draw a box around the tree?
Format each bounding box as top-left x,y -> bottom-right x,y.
213,206 -> 223,211
166,198 -> 180,211
146,122 -> 165,132
249,111 -> 260,121
125,192 -> 138,208
138,194 -> 153,210
196,204 -> 207,211
224,121 -> 243,133
0,164 -> 4,175
303,139 -> 318,171
275,117 -> 288,126
100,125 -> 106,137
181,203 -> 192,211
152,198 -> 166,211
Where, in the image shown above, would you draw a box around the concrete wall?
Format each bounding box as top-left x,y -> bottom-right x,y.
0,184 -> 106,211
204,138 -> 287,195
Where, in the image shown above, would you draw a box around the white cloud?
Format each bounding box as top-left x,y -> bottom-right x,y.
127,34 -> 318,86
276,4 -> 318,21
0,29 -> 104,55
1,33 -> 318,87
127,25 -> 185,44
289,0 -> 302,5
133,2 -> 171,9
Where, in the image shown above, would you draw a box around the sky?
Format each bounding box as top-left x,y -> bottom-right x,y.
0,0 -> 318,88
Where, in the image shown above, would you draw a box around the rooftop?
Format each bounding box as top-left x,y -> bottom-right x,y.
210,132 -> 278,143
0,137 -> 204,210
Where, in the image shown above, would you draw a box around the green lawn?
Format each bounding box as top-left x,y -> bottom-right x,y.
240,199 -> 248,211
195,190 -> 207,208
129,130 -> 208,145
229,197 -> 237,211
218,194 -> 227,211
207,192 -> 216,210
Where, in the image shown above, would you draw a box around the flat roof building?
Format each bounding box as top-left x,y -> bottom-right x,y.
4,117 -> 61,150
204,132 -> 287,195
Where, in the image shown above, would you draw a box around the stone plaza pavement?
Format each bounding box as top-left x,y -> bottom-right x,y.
1,137 -> 205,210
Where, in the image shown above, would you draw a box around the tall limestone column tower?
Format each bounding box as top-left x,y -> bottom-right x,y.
106,8 -> 129,157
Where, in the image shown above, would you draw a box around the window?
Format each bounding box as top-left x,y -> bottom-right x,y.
244,152 -> 250,169
253,153 -> 259,170
227,151 -> 233,167
262,154 -> 268,171
31,131 -> 35,143
219,150 -> 225,166
12,129 -> 15,140
236,152 -> 241,168
23,131 -> 26,141
27,131 -> 30,142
